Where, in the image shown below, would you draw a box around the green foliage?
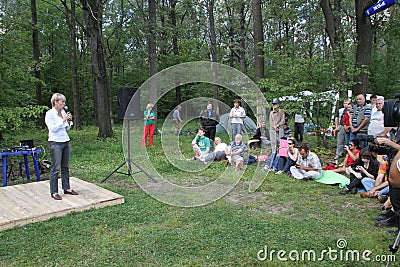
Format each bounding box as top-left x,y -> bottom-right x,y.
0,105 -> 48,134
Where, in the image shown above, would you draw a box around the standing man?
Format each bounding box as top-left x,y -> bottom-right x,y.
229,100 -> 246,141
269,98 -> 285,152
290,144 -> 322,180
368,98 -> 387,138
370,94 -> 377,114
294,112 -> 305,143
334,99 -> 351,160
199,103 -> 220,143
350,94 -> 372,148
173,105 -> 182,135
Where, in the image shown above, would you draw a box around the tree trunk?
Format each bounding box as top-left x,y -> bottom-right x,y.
66,0 -> 82,130
170,0 -> 182,104
320,0 -> 347,98
353,0 -> 375,96
207,0 -> 218,100
252,0 -> 266,124
252,0 -> 264,84
148,0 -> 158,124
31,0 -> 44,128
81,0 -> 113,138
239,1 -> 247,74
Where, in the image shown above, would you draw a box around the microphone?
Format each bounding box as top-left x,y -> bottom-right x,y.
64,106 -> 72,121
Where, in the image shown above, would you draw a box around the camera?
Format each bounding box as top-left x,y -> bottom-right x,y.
357,133 -> 375,143
357,133 -> 393,155
383,93 -> 400,127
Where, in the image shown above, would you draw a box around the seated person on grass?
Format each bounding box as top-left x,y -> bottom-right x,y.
331,139 -> 361,173
339,149 -> 379,195
275,139 -> 299,175
226,134 -> 246,171
203,137 -> 228,162
289,144 -> 322,180
360,154 -> 389,201
249,121 -> 270,149
191,128 -> 210,161
283,123 -> 293,138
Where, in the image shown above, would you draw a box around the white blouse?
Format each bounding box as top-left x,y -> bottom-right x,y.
45,107 -> 72,142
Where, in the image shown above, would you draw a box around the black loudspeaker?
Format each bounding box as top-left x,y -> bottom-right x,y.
117,87 -> 140,120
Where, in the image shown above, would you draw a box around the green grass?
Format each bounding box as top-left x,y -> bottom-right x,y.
0,124 -> 397,266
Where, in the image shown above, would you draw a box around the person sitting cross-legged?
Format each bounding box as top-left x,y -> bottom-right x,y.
339,149 -> 379,195
226,134 -> 246,171
202,137 -> 228,163
191,128 -> 211,162
275,139 -> 299,175
359,155 -> 389,201
289,144 -> 322,180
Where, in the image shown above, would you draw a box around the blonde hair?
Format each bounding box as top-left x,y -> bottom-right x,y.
146,103 -> 154,109
50,93 -> 66,107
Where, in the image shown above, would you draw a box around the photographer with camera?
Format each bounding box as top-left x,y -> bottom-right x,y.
339,149 -> 379,195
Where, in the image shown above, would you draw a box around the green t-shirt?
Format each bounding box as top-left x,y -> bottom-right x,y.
144,110 -> 155,125
196,136 -> 211,152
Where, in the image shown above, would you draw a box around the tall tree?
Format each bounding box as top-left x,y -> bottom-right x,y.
352,0 -> 376,96
148,0 -> 158,124
252,0 -> 266,124
31,0 -> 44,128
239,0 -> 247,74
80,0 -> 112,138
62,0 -> 82,130
207,0 -> 219,100
252,0 -> 264,83
169,0 -> 182,104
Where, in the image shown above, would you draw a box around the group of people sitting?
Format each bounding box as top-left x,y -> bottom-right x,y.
190,128 -> 246,171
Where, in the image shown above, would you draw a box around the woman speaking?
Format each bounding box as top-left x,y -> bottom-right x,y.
45,93 -> 78,200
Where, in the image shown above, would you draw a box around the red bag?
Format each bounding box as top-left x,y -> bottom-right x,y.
323,162 -> 337,170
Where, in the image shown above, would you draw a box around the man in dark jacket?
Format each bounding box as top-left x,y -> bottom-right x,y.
199,103 -> 220,143
250,121 -> 270,149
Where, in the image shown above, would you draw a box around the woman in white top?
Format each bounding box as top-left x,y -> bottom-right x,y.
44,93 -> 78,200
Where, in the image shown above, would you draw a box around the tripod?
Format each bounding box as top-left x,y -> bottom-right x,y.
101,118 -> 156,183
386,226 -> 400,267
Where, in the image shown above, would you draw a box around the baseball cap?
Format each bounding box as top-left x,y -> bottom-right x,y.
272,98 -> 280,105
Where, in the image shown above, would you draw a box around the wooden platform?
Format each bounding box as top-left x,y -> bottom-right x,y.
0,177 -> 124,231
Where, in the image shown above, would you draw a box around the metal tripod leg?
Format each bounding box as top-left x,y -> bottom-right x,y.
101,161 -> 130,183
386,218 -> 400,267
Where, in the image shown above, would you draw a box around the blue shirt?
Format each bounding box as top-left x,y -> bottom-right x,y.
229,141 -> 246,157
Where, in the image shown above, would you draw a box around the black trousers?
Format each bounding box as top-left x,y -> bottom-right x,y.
203,126 -> 216,142
390,185 -> 400,217
294,122 -> 304,142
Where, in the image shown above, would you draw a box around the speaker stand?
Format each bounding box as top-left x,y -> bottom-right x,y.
101,119 -> 156,183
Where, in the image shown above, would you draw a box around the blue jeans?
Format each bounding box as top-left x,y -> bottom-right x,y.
361,178 -> 389,196
276,156 -> 287,171
231,123 -> 243,141
49,141 -> 71,194
282,157 -> 295,173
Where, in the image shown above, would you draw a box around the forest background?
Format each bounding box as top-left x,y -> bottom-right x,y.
0,0 -> 399,140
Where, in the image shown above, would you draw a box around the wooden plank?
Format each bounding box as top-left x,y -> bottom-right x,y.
0,177 -> 124,231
